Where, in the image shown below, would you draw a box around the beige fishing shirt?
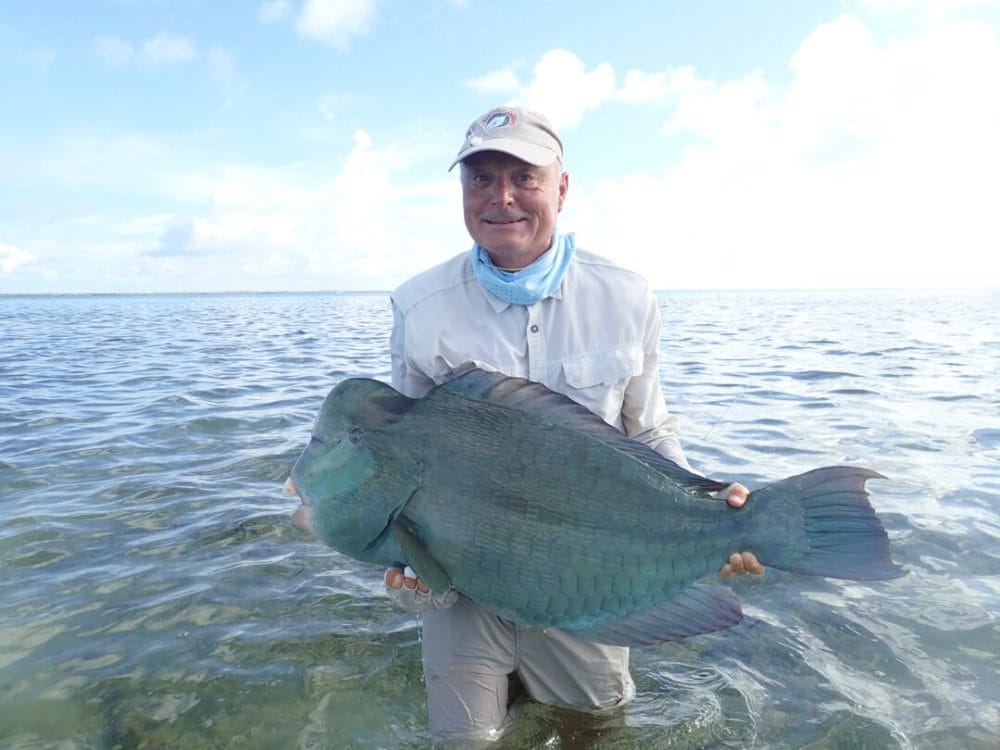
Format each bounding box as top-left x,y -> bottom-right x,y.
389,245 -> 692,471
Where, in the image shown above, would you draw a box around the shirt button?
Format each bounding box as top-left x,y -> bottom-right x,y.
530,324 -> 539,333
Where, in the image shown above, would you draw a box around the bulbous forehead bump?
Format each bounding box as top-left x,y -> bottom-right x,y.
321,378 -> 413,429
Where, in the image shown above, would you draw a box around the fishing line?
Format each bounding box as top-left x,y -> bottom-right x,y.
702,384 -> 749,441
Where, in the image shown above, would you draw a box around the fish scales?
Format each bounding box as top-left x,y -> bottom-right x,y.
290,369 -> 904,646
405,405 -> 687,609
432,407 -> 703,621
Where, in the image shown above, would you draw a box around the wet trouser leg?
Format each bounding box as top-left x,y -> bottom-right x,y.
421,596 -> 634,742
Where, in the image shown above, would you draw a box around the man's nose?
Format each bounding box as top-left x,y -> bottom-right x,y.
490,176 -> 514,205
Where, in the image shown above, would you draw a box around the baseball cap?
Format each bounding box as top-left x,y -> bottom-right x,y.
449,107 -> 563,171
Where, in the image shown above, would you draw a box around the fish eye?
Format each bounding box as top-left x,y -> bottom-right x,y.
348,427 -> 362,444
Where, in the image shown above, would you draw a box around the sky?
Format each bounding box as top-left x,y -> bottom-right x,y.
1,0 -> 999,294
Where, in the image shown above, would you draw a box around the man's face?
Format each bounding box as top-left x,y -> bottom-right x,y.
460,151 -> 569,268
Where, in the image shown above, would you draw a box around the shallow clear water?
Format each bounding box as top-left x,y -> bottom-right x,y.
1,289 -> 998,749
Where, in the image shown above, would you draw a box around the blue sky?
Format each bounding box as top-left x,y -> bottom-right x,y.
2,0 -> 998,293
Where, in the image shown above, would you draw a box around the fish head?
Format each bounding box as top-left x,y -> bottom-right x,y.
289,377 -> 418,565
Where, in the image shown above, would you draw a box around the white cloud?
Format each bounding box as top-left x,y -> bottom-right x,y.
296,0 -> 377,49
616,65 -> 705,103
5,44 -> 57,71
147,163 -> 327,262
94,33 -> 198,66
141,33 -> 197,64
514,49 -> 616,129
94,35 -> 135,66
317,92 -> 356,121
206,46 -> 236,84
16,11 -> 1000,294
91,33 -> 242,106
566,14 -> 1000,289
662,71 -> 771,141
467,68 -> 521,94
40,130 -> 464,292
328,131 -> 398,250
257,0 -> 292,23
857,0 -> 995,18
111,213 -> 176,237
858,0 -> 919,11
782,14 -> 1000,165
0,240 -> 34,276
467,49 -> 616,130
780,15 -> 885,155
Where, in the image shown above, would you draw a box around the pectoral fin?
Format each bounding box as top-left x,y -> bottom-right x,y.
580,584 -> 743,646
391,515 -> 451,594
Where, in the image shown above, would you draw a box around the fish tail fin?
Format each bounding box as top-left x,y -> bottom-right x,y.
749,467 -> 905,580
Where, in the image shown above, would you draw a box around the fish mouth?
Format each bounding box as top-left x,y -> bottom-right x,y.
285,476 -> 316,537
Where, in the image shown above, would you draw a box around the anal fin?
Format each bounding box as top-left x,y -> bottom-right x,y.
580,584 -> 743,647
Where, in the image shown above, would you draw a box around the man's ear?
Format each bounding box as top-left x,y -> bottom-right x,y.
557,170 -> 569,212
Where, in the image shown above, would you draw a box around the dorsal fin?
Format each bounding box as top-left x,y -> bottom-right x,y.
434,369 -> 728,496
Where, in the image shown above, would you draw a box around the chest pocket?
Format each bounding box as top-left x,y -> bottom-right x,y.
560,344 -> 645,420
563,344 -> 644,389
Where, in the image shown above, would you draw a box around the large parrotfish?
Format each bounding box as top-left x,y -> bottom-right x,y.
287,369 -> 903,646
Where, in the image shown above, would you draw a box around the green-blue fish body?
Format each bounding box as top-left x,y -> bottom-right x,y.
290,370 -> 903,646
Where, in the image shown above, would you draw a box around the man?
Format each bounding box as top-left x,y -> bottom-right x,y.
385,106 -> 762,742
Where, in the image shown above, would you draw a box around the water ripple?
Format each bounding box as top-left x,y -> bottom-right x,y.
2,289 -> 999,748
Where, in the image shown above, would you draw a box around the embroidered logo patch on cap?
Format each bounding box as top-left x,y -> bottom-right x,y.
484,110 -> 516,130
450,106 -> 563,171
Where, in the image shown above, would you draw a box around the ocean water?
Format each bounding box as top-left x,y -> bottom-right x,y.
1,289 -> 998,749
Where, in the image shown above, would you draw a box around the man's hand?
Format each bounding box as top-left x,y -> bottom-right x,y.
721,551 -> 764,577
716,483 -> 765,577
385,566 -> 430,593
384,566 -> 458,613
719,482 -> 749,509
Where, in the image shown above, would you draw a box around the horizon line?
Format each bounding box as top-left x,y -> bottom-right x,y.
2,286 -> 999,299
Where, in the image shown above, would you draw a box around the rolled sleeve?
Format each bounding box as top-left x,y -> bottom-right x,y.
390,301 -> 436,398
621,292 -> 692,471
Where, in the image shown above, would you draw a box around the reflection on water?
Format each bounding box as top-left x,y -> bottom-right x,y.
1,290 -> 998,748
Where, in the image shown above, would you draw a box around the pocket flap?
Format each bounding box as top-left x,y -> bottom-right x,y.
563,345 -> 644,389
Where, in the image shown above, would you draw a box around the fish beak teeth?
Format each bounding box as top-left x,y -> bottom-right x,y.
291,504 -> 315,536
286,475 -> 315,536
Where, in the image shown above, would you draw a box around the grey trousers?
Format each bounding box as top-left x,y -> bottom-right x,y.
421,595 -> 635,742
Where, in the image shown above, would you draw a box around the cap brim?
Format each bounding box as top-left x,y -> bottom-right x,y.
448,139 -> 561,171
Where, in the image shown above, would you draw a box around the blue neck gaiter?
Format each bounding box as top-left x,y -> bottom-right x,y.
472,233 -> 575,305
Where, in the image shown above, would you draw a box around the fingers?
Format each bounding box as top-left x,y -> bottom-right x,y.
719,551 -> 764,577
741,551 -> 763,574
711,483 -> 749,507
384,567 -> 429,593
384,573 -> 459,614
384,568 -> 402,588
725,483 -> 749,508
719,553 -> 740,577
